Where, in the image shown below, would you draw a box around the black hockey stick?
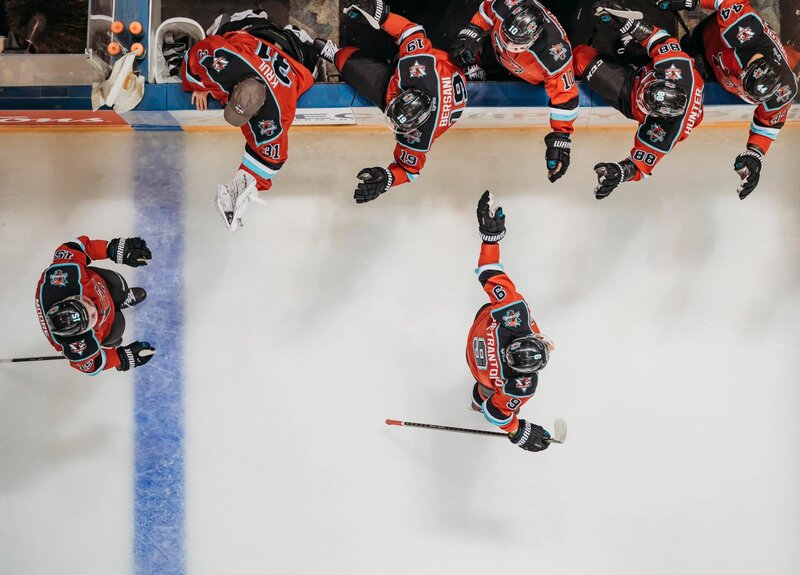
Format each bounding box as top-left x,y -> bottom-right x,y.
386,418 -> 568,444
674,11 -> 691,35
0,355 -> 65,364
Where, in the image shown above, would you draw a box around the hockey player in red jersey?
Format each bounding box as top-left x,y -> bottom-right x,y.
660,0 -> 798,198
34,236 -> 155,375
449,0 -> 579,183
466,191 -> 554,452
182,15 -> 317,229
573,2 -> 704,199
313,1 -> 468,203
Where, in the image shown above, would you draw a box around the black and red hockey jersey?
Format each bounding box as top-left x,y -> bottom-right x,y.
624,28 -> 705,179
182,30 -> 315,190
470,0 -> 579,134
381,14 -> 468,187
699,0 -> 797,153
465,242 -> 542,434
34,236 -> 122,375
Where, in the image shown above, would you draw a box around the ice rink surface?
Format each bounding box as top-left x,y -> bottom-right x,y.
1,124 -> 799,575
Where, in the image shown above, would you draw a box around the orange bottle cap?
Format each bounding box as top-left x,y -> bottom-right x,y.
129,21 -> 143,35
111,21 -> 125,34
131,43 -> 145,57
108,42 -> 122,56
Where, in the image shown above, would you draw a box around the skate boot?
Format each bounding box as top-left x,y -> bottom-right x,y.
313,38 -> 339,64
120,287 -> 147,310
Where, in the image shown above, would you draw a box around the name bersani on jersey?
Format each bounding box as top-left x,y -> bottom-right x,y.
467,192 -> 555,453
35,236 -> 155,375
451,0 -> 580,182
316,1 -> 468,203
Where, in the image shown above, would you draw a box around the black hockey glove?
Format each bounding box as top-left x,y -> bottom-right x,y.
544,131 -> 572,183
594,0 -> 653,42
593,159 -> 637,199
354,167 -> 393,203
508,419 -> 551,452
734,144 -> 764,200
476,190 -> 506,243
108,237 -> 152,267
116,341 -> 156,371
655,0 -> 698,11
343,0 -> 390,30
450,24 -> 485,68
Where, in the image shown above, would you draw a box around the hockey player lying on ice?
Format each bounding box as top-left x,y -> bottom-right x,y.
466,192 -> 555,452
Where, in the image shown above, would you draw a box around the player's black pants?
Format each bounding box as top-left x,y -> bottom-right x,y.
679,15 -> 715,81
89,266 -> 129,348
574,44 -> 637,120
335,47 -> 395,110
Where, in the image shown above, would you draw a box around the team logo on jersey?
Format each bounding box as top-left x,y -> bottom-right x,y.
514,377 -> 534,392
549,43 -> 568,62
736,26 -> 755,44
197,49 -> 210,59
258,119 -> 278,136
647,123 -> 667,143
504,0 -> 521,7
409,60 -> 427,78
502,309 -> 522,328
49,269 -> 69,287
78,359 -> 95,372
212,56 -> 229,72
664,64 -> 683,81
69,340 -> 87,356
406,129 -> 422,144
774,84 -> 793,103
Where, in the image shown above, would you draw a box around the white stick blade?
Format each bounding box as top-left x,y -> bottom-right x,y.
551,418 -> 568,444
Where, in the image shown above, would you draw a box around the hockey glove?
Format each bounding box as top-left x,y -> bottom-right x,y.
450,24 -> 485,68
343,0 -> 390,30
655,0 -> 698,11
116,341 -> 156,371
544,131 -> 572,183
594,1 -> 652,42
108,237 -> 152,267
216,169 -> 258,231
355,167 -> 393,203
734,145 -> 764,200
508,419 -> 551,452
476,190 -> 506,243
593,159 -> 637,199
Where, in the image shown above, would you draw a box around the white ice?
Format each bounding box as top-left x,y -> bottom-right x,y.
1,125 -> 799,575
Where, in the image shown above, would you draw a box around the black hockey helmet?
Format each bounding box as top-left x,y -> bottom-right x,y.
504,334 -> 550,374
499,2 -> 545,53
45,295 -> 97,337
385,88 -> 435,133
742,56 -> 782,102
636,74 -> 688,118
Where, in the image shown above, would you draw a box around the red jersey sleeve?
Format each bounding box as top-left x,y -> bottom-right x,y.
476,242 -> 526,306
383,13 -> 431,52
181,36 -> 232,104
52,236 -> 110,266
470,0 -> 496,32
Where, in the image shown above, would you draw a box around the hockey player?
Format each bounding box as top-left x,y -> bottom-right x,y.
660,0 -> 798,199
34,236 -> 155,375
466,191 -> 554,452
449,0 -> 579,183
573,2 -> 704,199
314,1 -> 468,203
182,14 -> 318,229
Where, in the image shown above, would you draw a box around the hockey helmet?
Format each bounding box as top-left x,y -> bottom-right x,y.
45,295 -> 98,337
636,74 -> 688,118
504,333 -> 552,374
742,56 -> 782,103
498,2 -> 545,53
385,88 -> 435,134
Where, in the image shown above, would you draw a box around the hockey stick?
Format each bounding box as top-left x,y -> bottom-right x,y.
674,11 -> 691,35
386,417 -> 568,444
0,355 -> 65,364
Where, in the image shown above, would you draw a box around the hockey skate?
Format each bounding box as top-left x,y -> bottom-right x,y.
216,170 -> 258,232
120,288 -> 147,310
313,38 -> 338,64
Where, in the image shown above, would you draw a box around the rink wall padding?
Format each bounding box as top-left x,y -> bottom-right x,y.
1,82 -> 798,130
